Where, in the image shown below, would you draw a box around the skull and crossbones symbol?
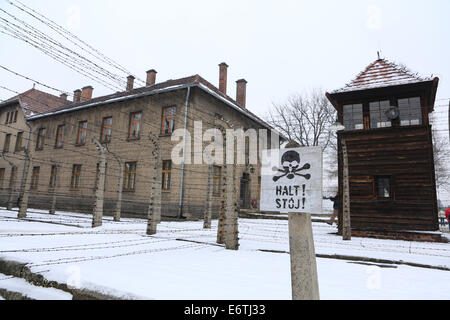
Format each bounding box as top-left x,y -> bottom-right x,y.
272,150 -> 311,182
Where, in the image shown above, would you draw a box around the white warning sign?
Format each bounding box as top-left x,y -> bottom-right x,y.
260,147 -> 323,214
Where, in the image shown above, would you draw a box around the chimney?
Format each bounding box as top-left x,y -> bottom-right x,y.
73,89 -> 81,102
81,86 -> 93,101
60,93 -> 68,101
236,79 -> 247,108
146,69 -> 157,86
218,62 -> 228,94
126,75 -> 135,91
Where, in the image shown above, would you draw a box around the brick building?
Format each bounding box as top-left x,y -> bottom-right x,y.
0,64 -> 278,219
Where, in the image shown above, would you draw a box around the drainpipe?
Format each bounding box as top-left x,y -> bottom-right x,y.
178,86 -> 191,219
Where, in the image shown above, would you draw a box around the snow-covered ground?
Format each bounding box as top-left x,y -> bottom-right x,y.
0,273 -> 72,300
0,208 -> 449,300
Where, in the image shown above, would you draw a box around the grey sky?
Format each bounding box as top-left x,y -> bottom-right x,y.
0,0 -> 449,126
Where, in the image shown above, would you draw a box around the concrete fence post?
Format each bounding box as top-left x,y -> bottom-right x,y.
203,148 -> 213,229
1,153 -> 17,211
224,163 -> 239,250
147,133 -> 162,235
18,149 -> 32,219
216,129 -> 226,244
105,146 -> 124,222
49,163 -> 59,215
6,166 -> 17,211
288,212 -> 320,300
341,138 -> 351,240
92,139 -> 106,228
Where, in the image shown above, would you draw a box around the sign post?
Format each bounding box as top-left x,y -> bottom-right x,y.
260,146 -> 322,300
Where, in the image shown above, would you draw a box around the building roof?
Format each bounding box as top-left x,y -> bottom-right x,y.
27,74 -> 279,135
1,88 -> 70,115
330,58 -> 435,94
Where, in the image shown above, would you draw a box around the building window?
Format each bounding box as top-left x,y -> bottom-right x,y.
398,97 -> 422,126
100,117 -> 112,143
162,160 -> 172,191
124,162 -> 137,191
3,134 -> 11,153
49,165 -> 57,188
161,106 -> 176,135
71,165 -> 82,190
5,112 -> 9,124
0,168 -> 5,188
129,112 -> 142,138
369,100 -> 392,128
15,132 -> 24,152
76,121 -> 88,145
343,104 -> 363,130
213,166 -> 222,196
36,128 -> 46,150
31,167 -> 40,190
375,176 -> 391,199
55,125 -> 65,148
13,111 -> 18,123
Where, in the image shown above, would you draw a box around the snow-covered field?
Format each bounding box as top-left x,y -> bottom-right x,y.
0,208 -> 449,300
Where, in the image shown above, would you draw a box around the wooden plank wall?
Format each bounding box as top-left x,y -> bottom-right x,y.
338,125 -> 439,232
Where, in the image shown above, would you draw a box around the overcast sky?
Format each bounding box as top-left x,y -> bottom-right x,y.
0,0 -> 449,126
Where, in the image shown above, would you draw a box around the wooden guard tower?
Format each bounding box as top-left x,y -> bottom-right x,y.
326,58 -> 440,235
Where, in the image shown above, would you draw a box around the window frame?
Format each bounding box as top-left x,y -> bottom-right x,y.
374,175 -> 393,200
128,112 -> 142,139
36,128 -> 46,151
369,100 -> 392,129
76,121 -> 88,146
123,162 -> 137,192
3,133 -> 11,153
342,103 -> 364,131
55,124 -> 65,148
100,117 -> 113,143
161,106 -> 176,135
31,166 -> 40,190
71,164 -> 82,190
162,160 -> 172,191
398,97 -> 422,127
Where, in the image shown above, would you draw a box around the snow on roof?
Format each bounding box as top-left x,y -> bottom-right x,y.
331,58 -> 434,94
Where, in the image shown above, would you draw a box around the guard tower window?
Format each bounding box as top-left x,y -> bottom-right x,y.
375,176 -> 391,199
343,104 -> 363,130
398,97 -> 422,126
370,100 -> 392,128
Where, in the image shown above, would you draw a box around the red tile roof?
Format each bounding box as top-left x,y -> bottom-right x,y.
331,58 -> 434,94
3,88 -> 70,115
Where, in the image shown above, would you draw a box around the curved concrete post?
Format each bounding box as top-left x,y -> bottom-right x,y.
18,149 -> 32,219
203,147 -> 214,229
0,153 -> 17,211
147,133 -> 162,235
92,139 -> 106,228
106,145 -> 124,222
214,117 -> 239,250
49,162 -> 60,215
